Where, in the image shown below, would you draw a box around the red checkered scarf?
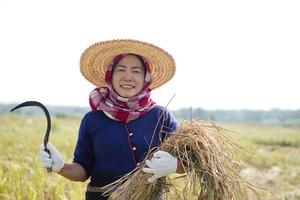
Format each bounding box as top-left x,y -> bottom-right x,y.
89,54 -> 156,122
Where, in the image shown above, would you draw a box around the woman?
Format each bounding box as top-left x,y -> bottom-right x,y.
39,39 -> 180,199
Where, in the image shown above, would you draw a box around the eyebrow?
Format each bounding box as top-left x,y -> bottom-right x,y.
115,65 -> 144,69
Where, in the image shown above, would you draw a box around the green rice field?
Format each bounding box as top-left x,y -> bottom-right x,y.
1,114 -> 300,199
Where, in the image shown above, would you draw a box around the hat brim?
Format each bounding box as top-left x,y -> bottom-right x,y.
80,39 -> 176,89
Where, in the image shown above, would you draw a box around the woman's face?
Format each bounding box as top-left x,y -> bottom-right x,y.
112,55 -> 145,98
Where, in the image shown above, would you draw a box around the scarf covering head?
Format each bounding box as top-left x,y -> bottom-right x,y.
89,54 -> 156,122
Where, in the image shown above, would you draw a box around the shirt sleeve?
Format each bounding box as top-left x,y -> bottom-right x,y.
160,109 -> 178,141
164,109 -> 178,132
73,113 -> 94,178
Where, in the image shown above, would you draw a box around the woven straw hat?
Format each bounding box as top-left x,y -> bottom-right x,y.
80,39 -> 176,89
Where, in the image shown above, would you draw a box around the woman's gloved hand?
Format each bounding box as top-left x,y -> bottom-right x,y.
39,143 -> 65,173
142,150 -> 177,183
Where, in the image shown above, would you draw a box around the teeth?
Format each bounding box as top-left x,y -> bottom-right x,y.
121,85 -> 134,89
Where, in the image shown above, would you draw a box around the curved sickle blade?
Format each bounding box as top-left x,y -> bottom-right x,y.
10,101 -> 52,172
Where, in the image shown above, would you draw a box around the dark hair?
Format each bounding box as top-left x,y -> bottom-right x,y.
128,53 -> 146,67
112,54 -> 146,76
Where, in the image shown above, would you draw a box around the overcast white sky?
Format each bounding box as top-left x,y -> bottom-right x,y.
0,0 -> 299,110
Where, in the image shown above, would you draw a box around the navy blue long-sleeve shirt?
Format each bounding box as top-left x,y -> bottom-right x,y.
73,105 -> 177,187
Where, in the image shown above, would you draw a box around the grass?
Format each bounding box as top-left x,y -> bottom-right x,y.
1,115 -> 300,199
0,114 -> 86,200
220,122 -> 300,199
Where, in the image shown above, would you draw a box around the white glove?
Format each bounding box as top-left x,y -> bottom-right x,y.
39,143 -> 65,173
142,151 -> 177,183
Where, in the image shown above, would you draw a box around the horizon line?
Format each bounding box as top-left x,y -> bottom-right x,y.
1,101 -> 299,111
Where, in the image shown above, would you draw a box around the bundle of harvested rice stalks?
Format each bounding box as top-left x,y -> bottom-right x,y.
105,119 -> 260,200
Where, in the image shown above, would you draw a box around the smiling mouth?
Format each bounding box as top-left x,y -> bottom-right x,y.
120,84 -> 135,89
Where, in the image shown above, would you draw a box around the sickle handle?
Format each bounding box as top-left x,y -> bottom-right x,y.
11,101 -> 52,172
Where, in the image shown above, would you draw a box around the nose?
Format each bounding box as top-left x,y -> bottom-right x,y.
123,71 -> 133,81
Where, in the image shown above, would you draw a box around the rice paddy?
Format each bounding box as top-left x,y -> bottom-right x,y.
1,114 -> 300,199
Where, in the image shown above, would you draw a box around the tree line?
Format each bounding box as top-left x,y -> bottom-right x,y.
174,107 -> 300,126
1,103 -> 300,126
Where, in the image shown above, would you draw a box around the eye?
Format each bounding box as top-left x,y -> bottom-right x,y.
132,67 -> 144,74
114,66 -> 125,72
133,69 -> 142,73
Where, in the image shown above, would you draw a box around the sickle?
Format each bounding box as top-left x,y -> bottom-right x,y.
10,101 -> 52,172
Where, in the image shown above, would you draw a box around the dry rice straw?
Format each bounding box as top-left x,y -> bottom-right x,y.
105,119 -> 261,200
